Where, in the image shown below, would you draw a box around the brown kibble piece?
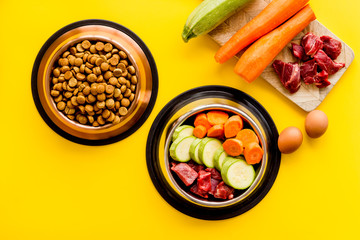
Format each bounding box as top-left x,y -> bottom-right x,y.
53,68 -> 61,77
76,73 -> 86,81
57,101 -> 66,111
51,90 -> 60,97
97,93 -> 106,101
100,62 -> 109,72
127,66 -> 136,74
109,57 -> 119,66
78,115 -> 88,125
119,107 -> 128,116
119,51 -> 127,59
76,43 -> 84,52
121,98 -> 130,107
102,109 -> 111,119
129,93 -> 135,102
81,40 -> 91,49
130,75 -> 138,84
74,58 -> 83,67
95,42 -> 104,51
106,98 -> 115,109
104,43 -> 113,52
87,74 -> 97,83
77,95 -> 86,104
105,84 -> 115,94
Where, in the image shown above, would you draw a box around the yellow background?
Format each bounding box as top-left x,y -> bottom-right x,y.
0,0 -> 359,239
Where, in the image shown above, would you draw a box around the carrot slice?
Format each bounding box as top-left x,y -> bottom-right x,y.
194,113 -> 212,130
215,0 -> 310,63
224,115 -> 243,138
193,125 -> 207,139
223,138 -> 243,157
234,5 -> 316,83
207,124 -> 224,138
236,129 -> 259,147
244,142 -> 264,164
207,111 -> 229,125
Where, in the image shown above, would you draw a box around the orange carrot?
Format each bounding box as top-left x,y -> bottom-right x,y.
194,113 -> 212,130
223,138 -> 243,157
236,129 -> 259,147
224,115 -> 243,138
207,111 -> 229,126
193,125 -> 207,139
234,5 -> 316,83
207,124 -> 224,138
215,0 -> 310,64
244,142 -> 264,164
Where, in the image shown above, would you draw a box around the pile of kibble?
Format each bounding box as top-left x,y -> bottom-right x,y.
50,40 -> 138,127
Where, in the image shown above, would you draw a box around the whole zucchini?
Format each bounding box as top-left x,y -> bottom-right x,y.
182,0 -> 252,42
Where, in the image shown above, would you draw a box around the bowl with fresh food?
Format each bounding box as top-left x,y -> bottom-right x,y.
32,19 -> 158,145
146,86 -> 281,220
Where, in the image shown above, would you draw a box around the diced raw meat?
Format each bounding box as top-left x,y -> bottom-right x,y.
187,160 -> 205,173
300,59 -> 318,84
291,43 -> 309,61
171,163 -> 198,186
197,170 -> 212,192
315,70 -> 331,88
205,168 -> 222,180
214,181 -> 234,200
301,32 -> 323,57
190,184 -> 208,198
314,50 -> 345,75
273,60 -> 301,94
321,35 -> 342,60
208,178 -> 220,195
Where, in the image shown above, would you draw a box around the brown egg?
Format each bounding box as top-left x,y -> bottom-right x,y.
305,110 -> 328,138
278,127 -> 303,154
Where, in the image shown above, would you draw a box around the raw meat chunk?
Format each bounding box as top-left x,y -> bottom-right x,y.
315,70 -> 331,88
314,50 -> 345,75
208,178 -> 220,195
197,170 -> 212,192
205,168 -> 222,180
273,60 -> 301,94
321,35 -> 342,60
301,32 -> 323,57
214,181 -> 234,200
187,160 -> 205,173
190,184 -> 208,198
171,162 -> 198,186
300,59 -> 318,84
291,43 -> 309,61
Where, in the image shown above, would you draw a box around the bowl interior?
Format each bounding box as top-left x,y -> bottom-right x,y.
163,104 -> 268,208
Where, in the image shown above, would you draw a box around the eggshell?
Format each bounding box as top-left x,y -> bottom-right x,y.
305,110 -> 328,138
278,127 -> 303,154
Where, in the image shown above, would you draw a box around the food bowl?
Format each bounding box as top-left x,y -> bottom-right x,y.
146,86 -> 281,220
32,19 -> 158,145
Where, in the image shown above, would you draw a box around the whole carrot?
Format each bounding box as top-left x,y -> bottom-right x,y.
215,0 -> 309,64
234,5 -> 316,83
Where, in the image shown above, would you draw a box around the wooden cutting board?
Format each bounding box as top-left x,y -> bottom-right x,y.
208,0 -> 354,112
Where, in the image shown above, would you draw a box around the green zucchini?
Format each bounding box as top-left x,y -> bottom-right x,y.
182,0 -> 252,42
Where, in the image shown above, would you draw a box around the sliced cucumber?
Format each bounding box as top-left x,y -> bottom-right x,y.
198,137 -> 222,168
189,138 -> 202,164
214,147 -> 228,171
170,135 -> 196,162
172,125 -> 194,142
221,157 -> 255,190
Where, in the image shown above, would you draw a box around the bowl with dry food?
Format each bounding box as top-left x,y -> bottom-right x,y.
146,86 -> 281,220
32,19 -> 158,145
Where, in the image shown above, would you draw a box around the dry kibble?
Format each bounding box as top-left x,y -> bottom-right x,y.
57,101 -> 66,111
68,78 -> 78,87
81,40 -> 91,50
50,40 -> 137,126
121,98 -> 130,107
119,107 -> 128,116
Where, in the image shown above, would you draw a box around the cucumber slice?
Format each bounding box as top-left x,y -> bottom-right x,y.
214,147 -> 228,171
198,137 -> 222,168
170,136 -> 196,162
189,138 -> 202,164
221,157 -> 255,190
172,125 -> 194,142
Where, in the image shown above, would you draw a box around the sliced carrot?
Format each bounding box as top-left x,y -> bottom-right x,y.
223,138 -> 243,157
207,111 -> 229,126
224,115 -> 243,138
244,142 -> 264,164
215,0 -> 309,63
193,125 -> 207,139
207,124 -> 224,138
194,113 -> 212,130
234,5 -> 316,83
236,129 -> 259,147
